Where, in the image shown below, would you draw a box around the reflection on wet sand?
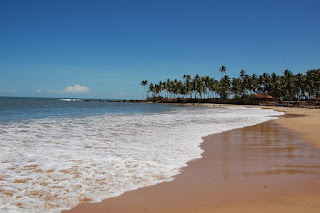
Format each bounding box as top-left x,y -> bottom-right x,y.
219,121 -> 320,179
66,121 -> 320,213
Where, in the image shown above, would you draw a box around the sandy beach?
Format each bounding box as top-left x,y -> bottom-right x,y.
257,106 -> 320,149
65,106 -> 320,213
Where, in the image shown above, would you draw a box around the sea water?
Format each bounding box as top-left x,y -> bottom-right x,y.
0,97 -> 284,212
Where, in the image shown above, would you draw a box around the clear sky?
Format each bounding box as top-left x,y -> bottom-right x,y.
1,0 -> 320,99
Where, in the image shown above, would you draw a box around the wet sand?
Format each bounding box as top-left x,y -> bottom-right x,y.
65,110 -> 320,213
257,106 -> 320,149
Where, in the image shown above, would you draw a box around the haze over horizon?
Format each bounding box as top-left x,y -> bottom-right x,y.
1,0 -> 320,99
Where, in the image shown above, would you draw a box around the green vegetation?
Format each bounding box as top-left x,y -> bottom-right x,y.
141,67 -> 320,102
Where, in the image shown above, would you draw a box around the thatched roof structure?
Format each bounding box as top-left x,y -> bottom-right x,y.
255,93 -> 274,99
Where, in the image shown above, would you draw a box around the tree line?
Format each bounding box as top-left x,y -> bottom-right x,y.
141,66 -> 320,101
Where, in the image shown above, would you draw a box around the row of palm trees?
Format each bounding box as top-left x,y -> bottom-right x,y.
141,66 -> 320,101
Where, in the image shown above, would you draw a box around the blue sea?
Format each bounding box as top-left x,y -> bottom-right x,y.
0,97 -> 284,212
0,97 -> 179,124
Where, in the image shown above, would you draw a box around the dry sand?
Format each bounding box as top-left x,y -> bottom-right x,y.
65,106 -> 320,213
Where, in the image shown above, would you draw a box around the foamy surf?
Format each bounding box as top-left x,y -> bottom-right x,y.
0,105 -> 284,212
59,99 -> 82,102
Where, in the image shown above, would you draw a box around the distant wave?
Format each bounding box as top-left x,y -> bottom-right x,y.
59,98 -> 82,102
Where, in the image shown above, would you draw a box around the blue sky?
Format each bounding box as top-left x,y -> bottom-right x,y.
1,0 -> 320,99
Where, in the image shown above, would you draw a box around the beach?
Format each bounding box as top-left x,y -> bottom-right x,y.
1,99 -> 319,212
2,0 -> 319,212
259,106 -> 320,149
65,106 -> 320,213
2,99 -> 286,212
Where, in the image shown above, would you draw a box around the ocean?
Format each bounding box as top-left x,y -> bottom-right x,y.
0,97 -> 284,212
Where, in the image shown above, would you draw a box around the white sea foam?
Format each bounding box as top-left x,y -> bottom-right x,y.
59,99 -> 81,102
0,106 -> 284,212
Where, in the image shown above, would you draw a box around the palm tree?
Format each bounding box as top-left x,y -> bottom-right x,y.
172,79 -> 179,98
154,84 -> 162,97
283,69 -> 294,100
251,74 -> 259,94
258,73 -> 270,94
305,69 -> 320,99
239,70 -> 247,97
231,78 -> 241,98
161,81 -> 167,98
148,83 -> 155,98
141,80 -> 149,99
240,70 -> 246,79
294,73 -> 305,99
183,75 -> 192,98
269,73 -> 281,99
245,74 -> 259,95
208,78 -> 219,98
165,78 -> 172,98
177,80 -> 185,98
142,67 -> 319,102
193,74 -> 203,99
202,76 -> 211,98
219,65 -> 227,74
315,69 -> 320,98
217,75 -> 231,99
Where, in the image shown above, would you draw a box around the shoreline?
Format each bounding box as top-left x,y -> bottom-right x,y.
234,105 -> 320,148
65,106 -> 320,213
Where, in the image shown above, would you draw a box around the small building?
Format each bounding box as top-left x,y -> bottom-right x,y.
255,93 -> 274,101
254,93 -> 275,106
